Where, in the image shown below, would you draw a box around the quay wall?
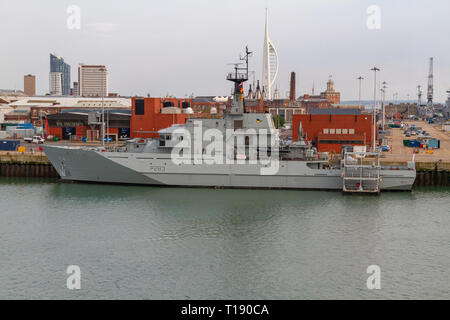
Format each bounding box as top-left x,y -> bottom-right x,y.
0,162 -> 59,178
414,170 -> 449,188
0,152 -> 59,178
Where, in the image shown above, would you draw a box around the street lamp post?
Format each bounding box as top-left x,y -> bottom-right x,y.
102,95 -> 104,146
393,92 -> 398,117
371,67 -> 380,152
101,68 -> 106,147
357,76 -> 364,107
381,81 -> 387,130
407,94 -> 410,119
380,88 -> 385,129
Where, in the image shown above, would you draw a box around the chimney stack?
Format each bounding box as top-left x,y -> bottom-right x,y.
289,72 -> 296,102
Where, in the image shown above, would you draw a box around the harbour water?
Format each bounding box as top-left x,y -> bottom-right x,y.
0,178 -> 449,299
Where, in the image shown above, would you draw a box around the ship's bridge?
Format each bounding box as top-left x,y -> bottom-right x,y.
157,125 -> 186,148
226,72 -> 248,82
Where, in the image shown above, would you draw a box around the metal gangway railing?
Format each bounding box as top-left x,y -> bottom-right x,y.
342,152 -> 382,194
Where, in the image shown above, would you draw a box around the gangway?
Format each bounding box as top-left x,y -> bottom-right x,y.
342,152 -> 381,194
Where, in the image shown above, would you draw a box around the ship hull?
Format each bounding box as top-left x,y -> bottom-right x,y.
43,145 -> 416,191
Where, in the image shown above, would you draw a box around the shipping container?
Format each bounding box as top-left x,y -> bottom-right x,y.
5,128 -> 35,138
16,123 -> 34,129
0,139 -> 20,151
427,139 -> 440,149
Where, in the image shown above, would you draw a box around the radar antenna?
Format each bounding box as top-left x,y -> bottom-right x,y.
226,46 -> 253,114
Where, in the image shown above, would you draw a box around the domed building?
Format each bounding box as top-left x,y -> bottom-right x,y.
319,76 -> 341,105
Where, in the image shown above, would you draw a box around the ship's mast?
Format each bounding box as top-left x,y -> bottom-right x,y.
227,47 -> 252,114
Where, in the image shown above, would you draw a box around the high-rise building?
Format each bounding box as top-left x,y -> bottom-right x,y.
78,64 -> 108,97
50,54 -> 71,95
24,74 -> 36,96
72,82 -> 79,96
49,72 -> 62,96
262,9 -> 279,100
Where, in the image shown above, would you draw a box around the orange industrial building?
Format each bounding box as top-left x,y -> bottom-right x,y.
130,97 -> 193,139
292,111 -> 374,153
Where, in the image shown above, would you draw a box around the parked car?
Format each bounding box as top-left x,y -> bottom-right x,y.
24,136 -> 45,144
381,145 -> 391,152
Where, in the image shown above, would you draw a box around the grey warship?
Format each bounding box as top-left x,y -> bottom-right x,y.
43,48 -> 416,192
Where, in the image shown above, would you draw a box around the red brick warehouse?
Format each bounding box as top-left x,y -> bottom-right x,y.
292,111 -> 375,153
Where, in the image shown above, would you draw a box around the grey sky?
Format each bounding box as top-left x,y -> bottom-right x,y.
1,0 -> 449,102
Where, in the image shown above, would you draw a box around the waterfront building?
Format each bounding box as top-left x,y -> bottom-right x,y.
292,109 -> 374,153
298,94 -> 331,111
0,104 -> 13,123
50,54 -> 71,95
5,96 -> 131,127
296,77 -> 342,111
78,64 -> 108,97
0,89 -> 27,104
0,91 -> 25,124
24,74 -> 36,96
